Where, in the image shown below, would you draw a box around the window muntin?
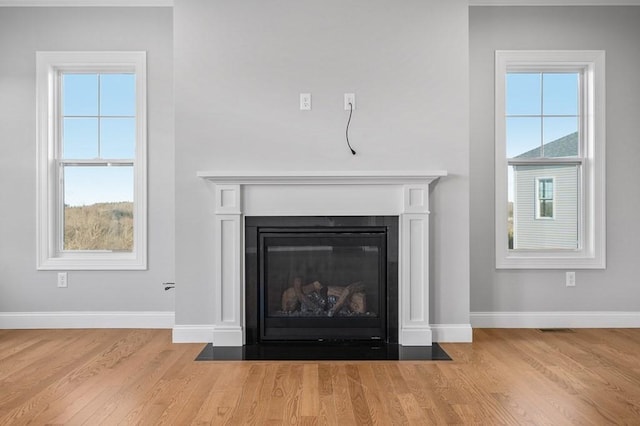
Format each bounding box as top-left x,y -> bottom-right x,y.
36,51 -> 147,270
495,50 -> 605,269
62,73 -> 136,160
506,72 -> 580,159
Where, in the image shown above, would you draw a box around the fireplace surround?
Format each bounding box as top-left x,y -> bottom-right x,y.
245,215 -> 398,343
198,170 -> 446,347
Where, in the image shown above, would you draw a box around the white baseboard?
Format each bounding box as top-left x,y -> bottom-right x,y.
172,324 -> 214,343
471,311 -> 640,328
0,311 -> 174,329
172,325 -> 243,345
212,325 -> 244,346
173,324 -> 474,345
400,327 -> 433,346
431,324 -> 473,342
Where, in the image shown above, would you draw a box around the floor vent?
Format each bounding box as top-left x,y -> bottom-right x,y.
538,328 -> 575,333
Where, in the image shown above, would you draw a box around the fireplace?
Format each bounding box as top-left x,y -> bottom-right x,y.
196,170 -> 446,346
245,216 -> 398,343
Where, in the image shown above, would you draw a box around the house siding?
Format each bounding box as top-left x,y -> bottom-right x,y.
514,165 -> 578,249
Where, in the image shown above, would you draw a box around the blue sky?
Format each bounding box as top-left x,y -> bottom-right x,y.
62,73 -> 136,207
506,72 -> 579,203
64,166 -> 133,207
506,72 -> 578,158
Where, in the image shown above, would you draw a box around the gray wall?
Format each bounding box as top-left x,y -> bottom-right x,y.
174,0 -> 470,327
0,7 -> 175,312
4,3 -> 638,328
470,6 -> 640,312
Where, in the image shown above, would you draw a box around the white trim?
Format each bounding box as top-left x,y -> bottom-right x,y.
431,324 -> 473,342
470,0 -> 640,5
471,311 -> 640,328
400,326 -> 433,346
2,0 -> 639,7
200,171 -> 445,347
172,324 -> 475,344
212,326 -> 244,346
36,51 -> 148,270
172,324 -> 214,343
495,50 -> 606,269
198,170 -> 447,185
4,0 -> 639,7
0,311 -> 174,329
0,0 -> 172,6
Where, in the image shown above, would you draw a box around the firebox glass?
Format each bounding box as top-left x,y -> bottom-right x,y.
263,235 -> 383,320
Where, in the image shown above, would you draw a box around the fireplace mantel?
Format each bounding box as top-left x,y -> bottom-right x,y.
197,170 -> 447,185
198,170 -> 447,347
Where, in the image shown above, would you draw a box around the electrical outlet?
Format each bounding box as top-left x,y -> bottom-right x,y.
300,93 -> 311,110
344,93 -> 355,110
566,271 -> 576,287
57,272 -> 68,288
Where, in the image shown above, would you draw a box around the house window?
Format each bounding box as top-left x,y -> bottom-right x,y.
495,51 -> 605,268
536,178 -> 554,219
36,52 -> 147,270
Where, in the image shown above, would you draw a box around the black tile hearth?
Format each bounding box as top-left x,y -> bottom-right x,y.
195,342 -> 451,361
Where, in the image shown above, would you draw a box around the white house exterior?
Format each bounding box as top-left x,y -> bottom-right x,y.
512,133 -> 579,250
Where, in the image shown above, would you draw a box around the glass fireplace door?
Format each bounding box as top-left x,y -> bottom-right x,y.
259,229 -> 387,341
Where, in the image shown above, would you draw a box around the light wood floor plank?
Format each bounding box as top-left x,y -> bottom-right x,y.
1,328 -> 640,424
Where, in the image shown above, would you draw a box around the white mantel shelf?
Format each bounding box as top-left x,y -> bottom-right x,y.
197,170 -> 447,185
197,169 -> 447,347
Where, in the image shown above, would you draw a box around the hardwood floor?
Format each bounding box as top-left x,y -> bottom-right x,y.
1,328 -> 639,425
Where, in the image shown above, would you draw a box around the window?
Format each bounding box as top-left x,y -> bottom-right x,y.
37,52 -> 147,270
495,51 -> 605,269
536,178 -> 554,219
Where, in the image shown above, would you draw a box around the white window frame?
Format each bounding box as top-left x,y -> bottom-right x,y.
36,51 -> 147,270
495,50 -> 605,269
535,177 -> 555,220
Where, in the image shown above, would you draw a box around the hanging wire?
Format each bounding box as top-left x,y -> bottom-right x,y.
346,102 -> 356,155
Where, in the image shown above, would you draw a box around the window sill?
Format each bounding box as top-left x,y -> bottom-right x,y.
37,254 -> 147,271
496,251 -> 605,270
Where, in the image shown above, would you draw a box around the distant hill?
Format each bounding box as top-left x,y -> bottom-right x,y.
64,202 -> 133,251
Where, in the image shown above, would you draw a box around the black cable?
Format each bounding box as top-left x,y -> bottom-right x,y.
346,102 -> 356,155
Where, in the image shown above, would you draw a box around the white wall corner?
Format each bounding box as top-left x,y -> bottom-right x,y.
431,324 -> 473,343
471,311 -> 640,328
0,311 -> 174,329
